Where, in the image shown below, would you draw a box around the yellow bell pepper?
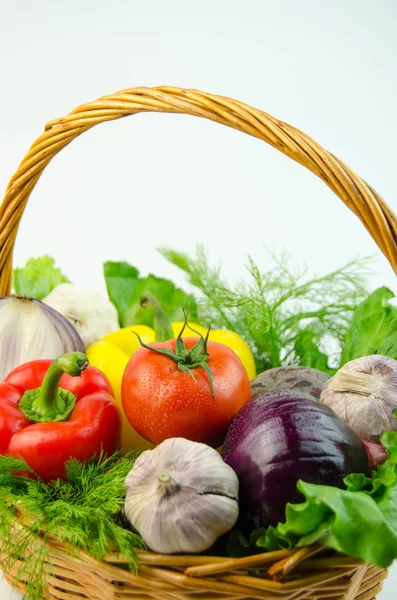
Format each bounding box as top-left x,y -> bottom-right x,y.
87,296 -> 256,451
86,325 -> 156,451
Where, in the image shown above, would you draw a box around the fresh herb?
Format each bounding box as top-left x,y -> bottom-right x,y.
378,316 -> 397,360
13,255 -> 70,300
159,246 -> 370,373
0,452 -> 145,600
294,329 -> 332,372
341,287 -> 397,364
226,527 -> 267,558
249,423 -> 397,568
104,260 -> 197,328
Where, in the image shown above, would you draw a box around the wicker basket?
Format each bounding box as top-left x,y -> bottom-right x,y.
0,86 -> 396,600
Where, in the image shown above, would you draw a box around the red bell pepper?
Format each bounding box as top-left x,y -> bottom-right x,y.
0,352 -> 121,482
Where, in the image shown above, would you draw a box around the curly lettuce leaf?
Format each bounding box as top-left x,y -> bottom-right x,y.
104,261 -> 197,328
13,255 -> 70,300
341,287 -> 397,364
255,426 -> 397,568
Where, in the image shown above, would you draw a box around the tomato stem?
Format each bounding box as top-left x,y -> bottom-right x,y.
134,310 -> 215,396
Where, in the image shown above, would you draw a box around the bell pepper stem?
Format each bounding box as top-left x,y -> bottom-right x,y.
19,352 -> 89,423
140,291 -> 174,342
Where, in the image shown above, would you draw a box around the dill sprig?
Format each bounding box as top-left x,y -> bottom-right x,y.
0,452 -> 145,600
159,246 -> 371,373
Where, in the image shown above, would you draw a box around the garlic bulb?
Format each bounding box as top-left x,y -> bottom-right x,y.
43,283 -> 119,348
124,437 -> 239,554
320,355 -> 397,442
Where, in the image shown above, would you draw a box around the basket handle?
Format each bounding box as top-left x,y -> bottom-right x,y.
1,85 -> 396,296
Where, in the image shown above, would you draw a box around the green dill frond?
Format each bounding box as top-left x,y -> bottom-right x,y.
159,245 -> 372,373
0,451 -> 144,600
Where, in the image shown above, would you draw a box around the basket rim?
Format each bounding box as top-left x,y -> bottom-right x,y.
0,85 -> 397,298
0,85 -> 396,599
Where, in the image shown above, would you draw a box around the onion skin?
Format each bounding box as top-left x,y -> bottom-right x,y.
360,438 -> 388,469
0,297 -> 84,381
222,390 -> 370,529
37,300 -> 85,350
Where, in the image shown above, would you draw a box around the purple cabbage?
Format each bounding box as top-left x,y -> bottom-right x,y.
222,390 -> 370,529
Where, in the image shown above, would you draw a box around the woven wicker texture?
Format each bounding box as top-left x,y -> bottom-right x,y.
0,533 -> 388,600
0,86 -> 395,599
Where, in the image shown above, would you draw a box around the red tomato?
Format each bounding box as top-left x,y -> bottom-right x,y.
121,337 -> 252,448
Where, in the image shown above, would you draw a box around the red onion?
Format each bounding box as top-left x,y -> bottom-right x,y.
0,296 -> 84,380
360,438 -> 388,468
222,390 -> 370,529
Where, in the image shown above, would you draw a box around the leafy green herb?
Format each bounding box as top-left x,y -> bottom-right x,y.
0,452 -> 144,600
226,527 -> 267,558
160,246 -> 370,373
294,328 -> 334,373
253,425 -> 397,568
376,316 -> 397,360
341,287 -> 397,364
103,261 -> 139,325
13,255 -> 70,300
104,260 -> 197,328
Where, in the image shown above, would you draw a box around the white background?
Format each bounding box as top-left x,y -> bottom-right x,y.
1,1 -> 396,598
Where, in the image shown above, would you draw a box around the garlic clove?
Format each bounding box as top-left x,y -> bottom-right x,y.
320,355 -> 397,442
43,283 -> 119,348
124,437 -> 239,554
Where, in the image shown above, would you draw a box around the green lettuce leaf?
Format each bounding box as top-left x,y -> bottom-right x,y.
255,426 -> 397,568
377,316 -> 397,360
103,262 -> 140,325
104,261 -> 197,328
294,329 -> 334,374
341,287 -> 397,364
13,255 -> 70,300
227,528 -> 267,558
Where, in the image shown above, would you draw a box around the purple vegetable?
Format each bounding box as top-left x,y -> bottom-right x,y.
251,366 -> 329,401
222,390 -> 370,528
